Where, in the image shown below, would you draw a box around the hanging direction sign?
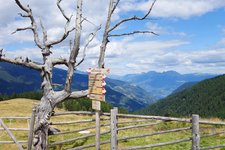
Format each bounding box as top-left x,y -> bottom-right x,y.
89,74 -> 106,81
88,87 -> 106,95
87,68 -> 110,75
88,68 -> 110,110
89,94 -> 105,101
88,80 -> 106,87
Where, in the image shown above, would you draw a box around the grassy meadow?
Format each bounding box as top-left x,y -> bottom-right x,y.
0,99 -> 225,150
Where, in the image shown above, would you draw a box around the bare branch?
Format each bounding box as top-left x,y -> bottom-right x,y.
64,0 -> 83,93
75,25 -> 101,67
81,17 -> 98,27
108,0 -> 157,33
57,0 -> 70,22
69,90 -> 88,99
111,0 -> 120,14
15,0 -> 29,12
109,30 -> 158,37
18,13 -> 29,18
15,0 -> 44,49
52,58 -> 68,66
0,49 -> 3,57
46,27 -> 75,47
46,15 -> 75,47
40,18 -> 48,45
0,51 -> 42,71
12,27 -> 33,34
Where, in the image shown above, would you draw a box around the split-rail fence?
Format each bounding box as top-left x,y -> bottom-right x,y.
1,107 -> 225,150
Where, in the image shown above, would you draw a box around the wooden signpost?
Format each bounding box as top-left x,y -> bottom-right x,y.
87,68 -> 110,110
87,68 -> 110,150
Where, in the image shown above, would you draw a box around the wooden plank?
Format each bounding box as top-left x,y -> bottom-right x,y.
87,68 -> 110,75
88,87 -> 106,95
200,144 -> 225,150
92,101 -> 101,111
89,74 -> 105,81
118,127 -> 191,141
117,122 -> 162,131
89,94 -> 105,101
51,119 -> 95,125
121,137 -> 191,150
0,141 -> 27,144
0,128 -> 29,131
0,119 -> 24,150
88,80 -> 106,87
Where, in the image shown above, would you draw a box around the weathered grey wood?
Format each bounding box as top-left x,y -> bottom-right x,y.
118,127 -> 191,141
51,125 -> 96,135
118,119 -> 153,124
49,133 -> 95,146
53,111 -> 95,116
49,130 -> 110,146
122,137 -> 191,150
201,130 -> 225,138
117,121 -> 162,131
117,114 -> 191,122
27,107 -> 36,150
110,107 -> 118,150
199,120 -> 225,125
0,119 -> 24,150
0,128 -> 29,131
200,144 -> 225,150
192,114 -> 200,150
51,119 -> 95,125
0,117 -> 30,119
68,139 -> 110,150
95,111 -> 101,150
0,141 -> 27,144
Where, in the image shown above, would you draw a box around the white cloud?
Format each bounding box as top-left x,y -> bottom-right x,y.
1,0 -> 225,76
119,0 -> 225,19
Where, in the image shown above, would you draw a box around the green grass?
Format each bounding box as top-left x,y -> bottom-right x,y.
1,99 -> 225,150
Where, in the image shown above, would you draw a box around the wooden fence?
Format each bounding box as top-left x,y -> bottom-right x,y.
0,108 -> 36,150
1,107 -> 225,149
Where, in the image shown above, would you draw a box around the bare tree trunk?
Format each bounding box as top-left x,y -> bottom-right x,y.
33,97 -> 53,150
33,0 -> 83,149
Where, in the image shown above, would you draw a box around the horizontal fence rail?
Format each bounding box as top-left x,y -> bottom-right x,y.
122,137 -> 192,150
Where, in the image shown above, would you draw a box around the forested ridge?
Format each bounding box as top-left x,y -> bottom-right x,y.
139,74 -> 225,118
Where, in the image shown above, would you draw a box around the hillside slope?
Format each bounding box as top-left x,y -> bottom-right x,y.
139,74 -> 225,118
0,62 -> 154,111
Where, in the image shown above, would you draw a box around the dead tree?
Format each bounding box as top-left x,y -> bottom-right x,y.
98,0 -> 157,68
0,0 -> 156,149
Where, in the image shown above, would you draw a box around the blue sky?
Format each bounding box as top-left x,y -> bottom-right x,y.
0,0 -> 225,75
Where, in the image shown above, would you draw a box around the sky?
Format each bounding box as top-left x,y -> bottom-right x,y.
0,0 -> 225,75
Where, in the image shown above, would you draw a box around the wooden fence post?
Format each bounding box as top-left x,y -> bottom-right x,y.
96,110 -> 101,150
110,107 -> 118,150
192,114 -> 200,150
27,107 -> 36,150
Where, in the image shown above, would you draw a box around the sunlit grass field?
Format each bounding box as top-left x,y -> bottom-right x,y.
1,99 -> 225,150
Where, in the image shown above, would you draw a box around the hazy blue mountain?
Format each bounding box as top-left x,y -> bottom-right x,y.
118,71 -> 216,99
0,62 -> 154,111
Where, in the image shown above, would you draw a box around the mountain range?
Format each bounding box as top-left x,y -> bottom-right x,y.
139,74 -> 225,118
0,62 -> 153,111
117,71 -> 216,99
